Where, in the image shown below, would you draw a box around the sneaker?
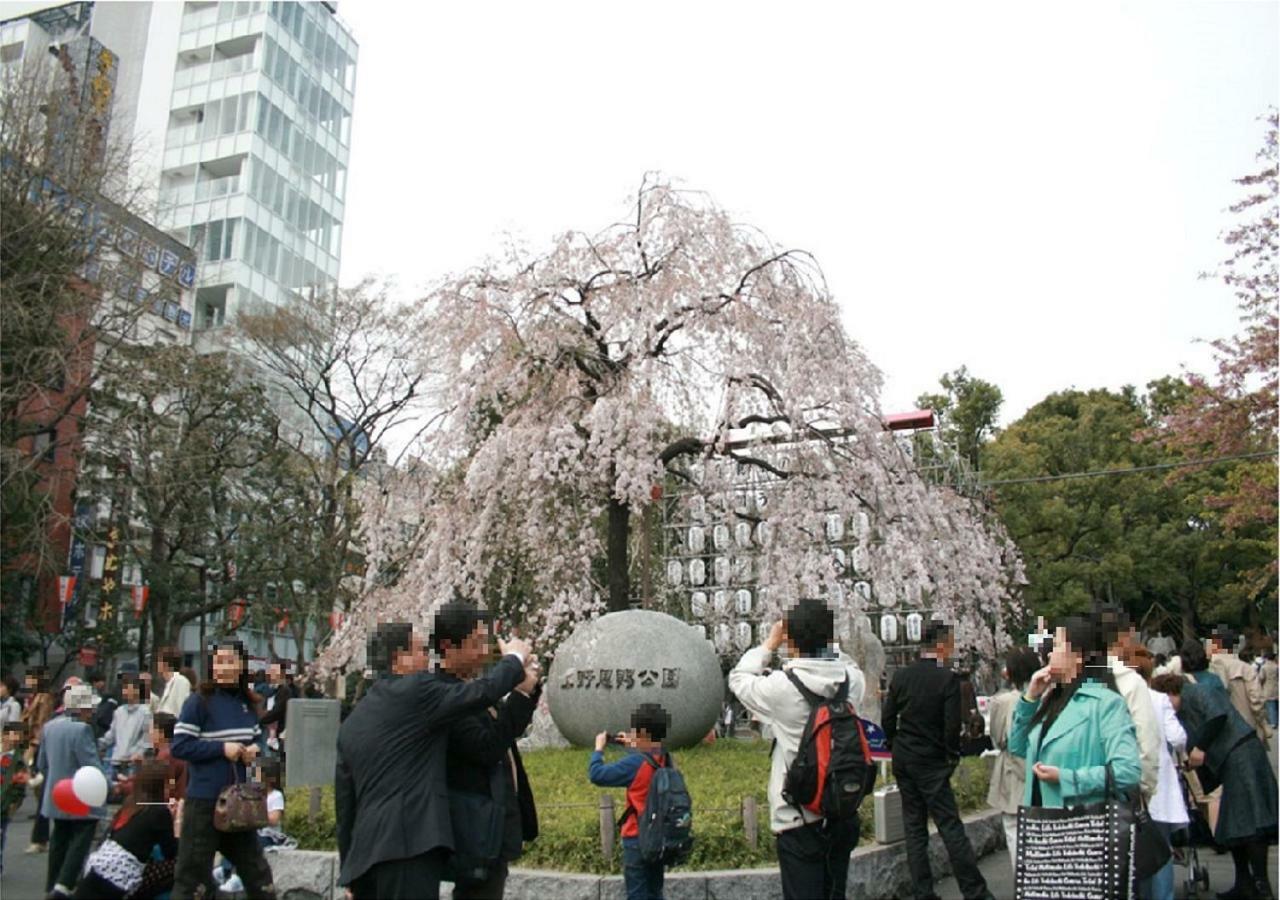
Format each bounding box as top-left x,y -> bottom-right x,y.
25,843 -> 47,854
219,873 -> 244,895
212,865 -> 227,885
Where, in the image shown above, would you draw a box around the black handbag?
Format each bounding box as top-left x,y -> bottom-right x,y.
1114,767 -> 1172,882
1016,763 -> 1170,898
446,764 -> 507,883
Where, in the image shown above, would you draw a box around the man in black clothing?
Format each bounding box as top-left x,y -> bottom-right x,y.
335,612 -> 535,900
882,621 -> 993,900
441,607 -> 541,900
88,673 -> 117,740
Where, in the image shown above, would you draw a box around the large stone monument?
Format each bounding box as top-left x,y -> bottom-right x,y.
546,610 -> 722,749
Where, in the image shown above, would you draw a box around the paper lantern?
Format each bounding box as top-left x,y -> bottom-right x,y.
879,615 -> 898,644
689,559 -> 706,586
905,613 -> 924,643
687,527 -> 705,554
690,592 -> 707,617
735,590 -> 752,615
666,561 -> 683,587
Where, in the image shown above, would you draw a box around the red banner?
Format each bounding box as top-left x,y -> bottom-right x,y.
228,598 -> 246,628
57,575 -> 76,610
131,585 -> 149,616
328,610 -> 344,631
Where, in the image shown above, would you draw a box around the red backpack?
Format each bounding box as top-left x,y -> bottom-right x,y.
781,671 -> 876,820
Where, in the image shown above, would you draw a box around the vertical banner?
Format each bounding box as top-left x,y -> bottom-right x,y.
57,576 -> 76,611
99,525 -> 121,623
228,599 -> 246,628
131,584 -> 149,617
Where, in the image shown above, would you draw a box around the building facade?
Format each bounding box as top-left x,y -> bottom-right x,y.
1,1 -> 357,334
1,0 -> 354,673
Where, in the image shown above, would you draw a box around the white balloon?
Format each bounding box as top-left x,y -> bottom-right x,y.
72,765 -> 108,807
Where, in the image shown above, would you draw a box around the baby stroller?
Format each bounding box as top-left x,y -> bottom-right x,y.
1170,762 -> 1213,899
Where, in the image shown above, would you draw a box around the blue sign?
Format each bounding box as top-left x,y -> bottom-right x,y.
177,309 -> 192,330
178,262 -> 197,289
64,503 -> 92,626
140,240 -> 159,268
159,248 -> 179,278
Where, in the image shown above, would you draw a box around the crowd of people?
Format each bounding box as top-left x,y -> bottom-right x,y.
0,601 -> 1276,900
0,647 -> 302,899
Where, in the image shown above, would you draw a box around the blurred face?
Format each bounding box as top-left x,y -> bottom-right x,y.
24,674 -> 36,692
1,729 -> 19,751
391,632 -> 430,675
149,723 -> 164,747
122,681 -> 140,705
268,663 -> 285,685
1048,627 -> 1081,681
442,622 -> 493,676
212,647 -> 243,687
0,682 -> 8,699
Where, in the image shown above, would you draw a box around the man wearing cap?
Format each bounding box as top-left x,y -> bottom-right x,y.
37,683 -> 108,899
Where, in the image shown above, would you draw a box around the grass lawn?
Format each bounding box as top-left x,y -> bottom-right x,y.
286,739 -> 994,875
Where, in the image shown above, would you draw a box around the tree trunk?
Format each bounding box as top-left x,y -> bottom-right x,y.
1178,592 -> 1197,642
607,496 -> 631,612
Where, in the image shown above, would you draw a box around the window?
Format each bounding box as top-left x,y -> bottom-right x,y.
32,429 -> 56,463
203,217 -> 239,261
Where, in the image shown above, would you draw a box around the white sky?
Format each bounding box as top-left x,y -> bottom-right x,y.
338,0 -> 1277,424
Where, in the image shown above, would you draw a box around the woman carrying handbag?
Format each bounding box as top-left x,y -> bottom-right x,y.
170,640 -> 275,900
1009,615 -> 1147,897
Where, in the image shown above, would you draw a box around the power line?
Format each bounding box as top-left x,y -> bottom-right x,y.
979,451 -> 1278,488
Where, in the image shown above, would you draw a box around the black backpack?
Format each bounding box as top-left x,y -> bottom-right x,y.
781,671 -> 876,820
630,752 -> 694,867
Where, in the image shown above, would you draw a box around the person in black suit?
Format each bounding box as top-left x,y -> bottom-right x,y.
882,620 -> 994,900
442,609 -> 542,899
335,610 -> 534,900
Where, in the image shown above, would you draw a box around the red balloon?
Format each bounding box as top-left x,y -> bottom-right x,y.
52,777 -> 90,816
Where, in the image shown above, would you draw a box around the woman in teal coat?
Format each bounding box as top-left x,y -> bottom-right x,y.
1009,616 -> 1143,808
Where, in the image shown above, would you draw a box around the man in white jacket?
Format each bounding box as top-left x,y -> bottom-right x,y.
728,598 -> 865,900
1099,605 -> 1161,802
151,648 -> 192,718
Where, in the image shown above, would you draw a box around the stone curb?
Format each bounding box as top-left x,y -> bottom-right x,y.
268,810 -> 1005,900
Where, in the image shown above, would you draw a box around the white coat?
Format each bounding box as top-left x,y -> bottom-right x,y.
728,646 -> 865,834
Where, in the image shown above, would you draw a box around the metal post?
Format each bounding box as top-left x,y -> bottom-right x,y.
742,795 -> 758,849
599,794 -> 615,860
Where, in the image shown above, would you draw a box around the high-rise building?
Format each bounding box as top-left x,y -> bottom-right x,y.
1,1 -> 357,340
1,1 -> 357,668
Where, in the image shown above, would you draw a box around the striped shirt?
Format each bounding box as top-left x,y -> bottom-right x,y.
171,688 -> 262,800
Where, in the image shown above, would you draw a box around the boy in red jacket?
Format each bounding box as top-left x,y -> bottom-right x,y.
588,703 -> 671,900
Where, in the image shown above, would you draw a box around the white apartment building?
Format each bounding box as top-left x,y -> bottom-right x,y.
0,0 -> 357,338
1,0 -> 356,671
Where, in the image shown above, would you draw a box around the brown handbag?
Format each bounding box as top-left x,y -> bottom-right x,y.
213,761 -> 269,833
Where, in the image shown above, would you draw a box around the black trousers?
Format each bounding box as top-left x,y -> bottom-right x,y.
775,816 -> 860,900
350,849 -> 448,900
171,798 -> 275,900
47,818 -> 97,892
893,758 -> 989,900
451,859 -> 509,900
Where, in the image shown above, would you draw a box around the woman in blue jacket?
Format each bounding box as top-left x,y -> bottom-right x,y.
1009,615 -> 1142,809
170,640 -> 275,900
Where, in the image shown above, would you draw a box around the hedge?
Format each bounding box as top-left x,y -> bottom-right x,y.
285,740 -> 994,875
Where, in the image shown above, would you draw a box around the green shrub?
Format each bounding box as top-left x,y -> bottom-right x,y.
284,740 -> 994,874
